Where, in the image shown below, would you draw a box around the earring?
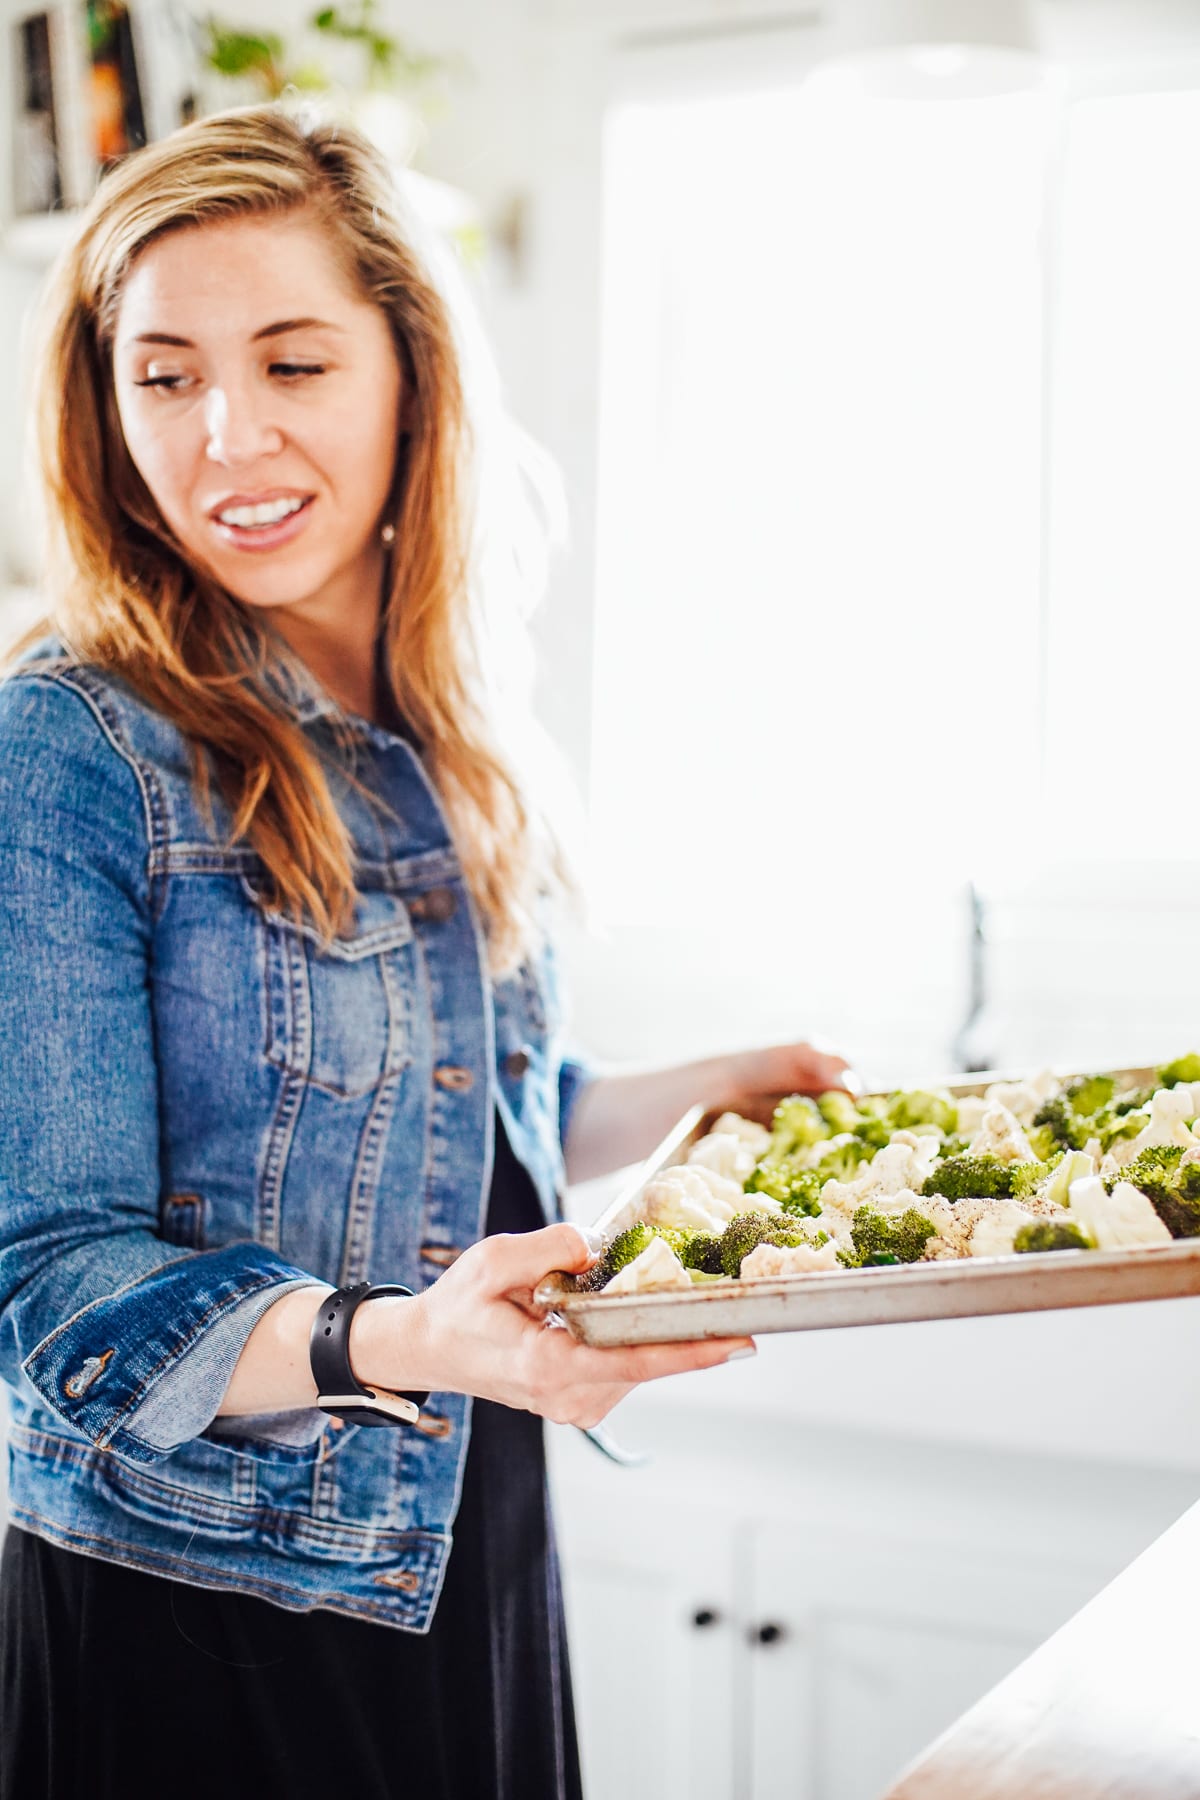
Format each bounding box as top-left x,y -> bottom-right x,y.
380,522 -> 396,546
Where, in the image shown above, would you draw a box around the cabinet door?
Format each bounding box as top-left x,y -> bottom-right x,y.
745,1524 -> 1104,1800
556,1493 -> 739,1800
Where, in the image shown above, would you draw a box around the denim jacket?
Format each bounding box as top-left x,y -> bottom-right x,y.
0,641 -> 590,1630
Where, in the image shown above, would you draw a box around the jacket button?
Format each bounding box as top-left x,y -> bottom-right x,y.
409,887 -> 457,923
434,1065 -> 474,1092
504,1046 -> 532,1078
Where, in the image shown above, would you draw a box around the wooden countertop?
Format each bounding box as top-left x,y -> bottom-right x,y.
885,1494 -> 1200,1799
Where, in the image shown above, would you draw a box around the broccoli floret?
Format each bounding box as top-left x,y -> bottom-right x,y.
1032,1096 -> 1090,1152
1008,1153 -> 1063,1200
1024,1124 -> 1059,1162
1106,1144 -> 1184,1200
842,1205 -> 937,1266
719,1212 -> 810,1279
1158,1054 -> 1200,1088
862,1251 -> 900,1266
654,1226 -> 725,1275
767,1095 -> 828,1156
1113,1084 -> 1155,1114
936,1133 -> 971,1160
885,1089 -> 958,1134
811,1137 -> 869,1185
1013,1219 -> 1093,1254
1062,1074 -> 1116,1119
1095,1106 -> 1149,1153
744,1159 -> 824,1216
1114,1145 -> 1200,1239
852,1114 -> 892,1152
575,1220 -> 657,1291
922,1154 -> 1014,1202
817,1090 -> 861,1135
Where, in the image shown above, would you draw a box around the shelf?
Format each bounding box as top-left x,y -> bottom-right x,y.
2,210 -> 81,265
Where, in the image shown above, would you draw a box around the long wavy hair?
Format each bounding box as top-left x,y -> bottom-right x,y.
10,104 -> 569,974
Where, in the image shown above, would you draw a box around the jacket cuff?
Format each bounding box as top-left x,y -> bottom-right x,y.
22,1244 -> 320,1466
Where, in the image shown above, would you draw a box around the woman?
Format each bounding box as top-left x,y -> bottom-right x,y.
0,106 -> 849,1798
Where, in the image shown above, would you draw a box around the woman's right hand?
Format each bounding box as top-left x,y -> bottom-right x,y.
350,1223 -> 755,1430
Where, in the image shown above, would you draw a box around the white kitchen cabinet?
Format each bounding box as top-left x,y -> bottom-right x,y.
742,1526 -> 1095,1800
558,1490 -> 739,1800
550,1404 -> 1197,1800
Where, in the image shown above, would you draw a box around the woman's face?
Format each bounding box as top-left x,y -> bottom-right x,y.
112,210 -> 405,635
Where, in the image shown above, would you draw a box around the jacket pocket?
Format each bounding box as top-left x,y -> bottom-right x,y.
243,878 -> 415,1101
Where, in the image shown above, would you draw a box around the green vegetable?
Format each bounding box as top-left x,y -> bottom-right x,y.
1158,1054 -> 1200,1089
767,1095 -> 828,1155
1094,1106 -> 1149,1153
744,1159 -> 824,1216
1008,1153 -> 1063,1199
811,1137 -> 870,1185
655,1227 -> 725,1275
1031,1096 -> 1090,1153
1062,1074 -> 1116,1119
1012,1219 -> 1093,1253
817,1090 -> 861,1135
921,1154 -> 1013,1202
885,1089 -> 958,1134
840,1205 -> 936,1267
1112,1145 -> 1200,1239
719,1212 -> 813,1278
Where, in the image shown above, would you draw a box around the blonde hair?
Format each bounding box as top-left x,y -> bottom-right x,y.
12,104 -> 568,973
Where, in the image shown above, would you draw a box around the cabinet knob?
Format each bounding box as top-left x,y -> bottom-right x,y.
754,1621 -> 787,1647
691,1607 -> 721,1630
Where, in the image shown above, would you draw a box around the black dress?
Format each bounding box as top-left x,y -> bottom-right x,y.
0,1120 -> 584,1800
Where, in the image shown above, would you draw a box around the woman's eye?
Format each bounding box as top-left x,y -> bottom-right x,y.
133,373 -> 191,392
271,362 -> 325,380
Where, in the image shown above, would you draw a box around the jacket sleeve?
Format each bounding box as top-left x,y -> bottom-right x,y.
0,673 -> 321,1466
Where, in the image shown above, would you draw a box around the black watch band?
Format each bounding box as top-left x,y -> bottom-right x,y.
309,1282 -> 429,1428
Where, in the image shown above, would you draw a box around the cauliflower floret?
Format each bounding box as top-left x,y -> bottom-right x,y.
956,1095 -> 990,1135
683,1161 -> 753,1210
969,1103 -> 1036,1165
983,1081 -> 1043,1126
917,1194 -> 993,1258
1149,1086 -> 1198,1133
709,1112 -> 771,1156
1067,1176 -> 1172,1250
688,1131 -> 759,1185
641,1169 -> 736,1234
604,1237 -> 693,1294
740,1239 -> 842,1279
969,1201 -> 1038,1258
1124,1112 -> 1200,1162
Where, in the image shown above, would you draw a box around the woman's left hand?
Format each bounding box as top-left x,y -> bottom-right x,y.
715,1040 -> 860,1116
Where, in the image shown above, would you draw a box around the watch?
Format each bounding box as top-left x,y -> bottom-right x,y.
309,1282 -> 429,1427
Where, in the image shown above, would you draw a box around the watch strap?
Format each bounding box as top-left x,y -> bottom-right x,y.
309,1282 -> 429,1428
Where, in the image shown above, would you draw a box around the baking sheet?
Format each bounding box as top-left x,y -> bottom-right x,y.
534,1066 -> 1200,1345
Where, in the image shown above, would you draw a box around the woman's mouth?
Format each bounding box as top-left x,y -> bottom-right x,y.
209,493 -> 315,552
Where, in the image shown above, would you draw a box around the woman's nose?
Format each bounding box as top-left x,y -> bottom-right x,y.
203,383 -> 283,466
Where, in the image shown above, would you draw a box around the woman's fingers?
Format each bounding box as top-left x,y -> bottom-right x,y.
534,1326 -> 755,1391
475,1221 -> 603,1291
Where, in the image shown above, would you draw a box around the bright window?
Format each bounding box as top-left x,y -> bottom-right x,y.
586,67 -> 1200,1075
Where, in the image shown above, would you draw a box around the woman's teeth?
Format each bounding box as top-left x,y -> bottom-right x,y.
218,497 -> 307,528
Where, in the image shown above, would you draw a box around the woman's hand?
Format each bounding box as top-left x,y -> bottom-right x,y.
715,1040 -> 861,1118
564,1039 -> 860,1183
352,1223 -> 755,1430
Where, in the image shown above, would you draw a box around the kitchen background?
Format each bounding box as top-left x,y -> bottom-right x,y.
3,1 -> 1200,1793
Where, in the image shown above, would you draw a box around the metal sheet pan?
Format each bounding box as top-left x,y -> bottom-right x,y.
534,1066 -> 1200,1346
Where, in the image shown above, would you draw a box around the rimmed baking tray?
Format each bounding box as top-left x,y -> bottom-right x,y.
534,1066 -> 1200,1346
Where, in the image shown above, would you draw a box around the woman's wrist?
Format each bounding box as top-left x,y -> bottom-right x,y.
347,1289 -> 432,1396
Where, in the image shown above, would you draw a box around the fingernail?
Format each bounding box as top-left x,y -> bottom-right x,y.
725,1345 -> 757,1362
842,1068 -> 865,1096
576,1225 -> 605,1257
